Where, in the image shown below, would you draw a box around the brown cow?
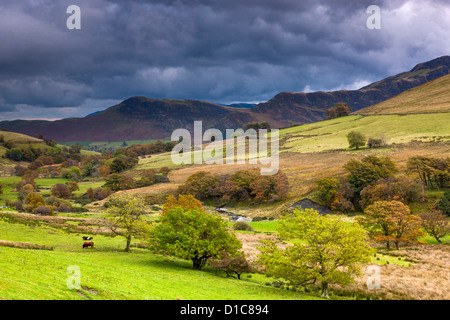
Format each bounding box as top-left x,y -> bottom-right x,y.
82,241 -> 94,248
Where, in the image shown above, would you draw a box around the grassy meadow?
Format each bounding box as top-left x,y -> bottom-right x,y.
1,103 -> 449,300
0,218 -> 327,300
356,74 -> 450,115
280,113 -> 450,153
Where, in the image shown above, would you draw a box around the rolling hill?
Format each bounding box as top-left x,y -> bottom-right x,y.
355,74 -> 450,115
252,55 -> 450,127
0,98 -> 259,142
0,56 -> 449,142
0,131 -> 46,171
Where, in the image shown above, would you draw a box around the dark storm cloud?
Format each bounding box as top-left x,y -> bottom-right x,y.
0,0 -> 449,119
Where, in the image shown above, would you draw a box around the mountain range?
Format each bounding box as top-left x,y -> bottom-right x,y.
1,55 -> 449,142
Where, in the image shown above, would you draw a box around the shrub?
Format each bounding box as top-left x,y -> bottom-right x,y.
32,205 -> 54,216
233,221 -> 254,232
14,200 -> 23,211
367,137 -> 384,148
65,181 -> 79,192
62,166 -> 82,181
211,253 -> 254,279
159,167 -> 171,175
24,192 -> 46,213
57,203 -> 73,213
51,183 -> 72,199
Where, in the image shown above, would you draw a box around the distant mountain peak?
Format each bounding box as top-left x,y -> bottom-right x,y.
410,55 -> 450,72
1,56 -> 449,142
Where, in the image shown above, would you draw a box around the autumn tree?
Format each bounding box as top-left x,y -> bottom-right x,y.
407,156 -> 449,189
177,169 -> 289,204
177,171 -> 221,201
419,211 -> 449,244
102,193 -> 152,252
103,173 -> 135,191
358,200 -> 424,249
359,176 -> 424,209
249,171 -> 289,203
258,208 -> 374,298
24,192 -> 46,213
162,194 -> 205,215
51,183 -> 72,199
325,102 -> 352,119
149,207 -> 241,270
314,177 -> 355,213
344,156 -> 398,201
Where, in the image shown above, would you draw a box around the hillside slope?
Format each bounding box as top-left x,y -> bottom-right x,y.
279,113 -> 450,153
252,55 -> 450,127
0,98 -> 259,142
355,74 -> 450,115
0,131 -> 47,171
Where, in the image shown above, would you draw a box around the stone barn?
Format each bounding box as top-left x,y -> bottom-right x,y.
291,198 -> 332,215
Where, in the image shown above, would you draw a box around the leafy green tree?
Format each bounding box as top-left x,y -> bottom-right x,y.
5,148 -> 24,161
437,190 -> 450,216
62,166 -> 82,181
149,207 -> 242,270
109,157 -> 128,173
103,173 -> 135,191
102,193 -> 152,252
344,156 -> 398,200
24,192 -> 46,213
346,131 -> 366,150
419,211 -> 449,244
315,177 -> 341,206
258,208 -> 374,298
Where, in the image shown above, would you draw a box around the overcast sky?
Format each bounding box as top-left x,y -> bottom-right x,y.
0,0 -> 449,120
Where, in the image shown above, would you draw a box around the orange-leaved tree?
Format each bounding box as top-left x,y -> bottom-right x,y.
357,200 -> 424,249
162,194 -> 205,215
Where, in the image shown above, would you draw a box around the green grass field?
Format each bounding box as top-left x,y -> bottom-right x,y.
0,219 -> 325,300
280,113 -> 450,153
